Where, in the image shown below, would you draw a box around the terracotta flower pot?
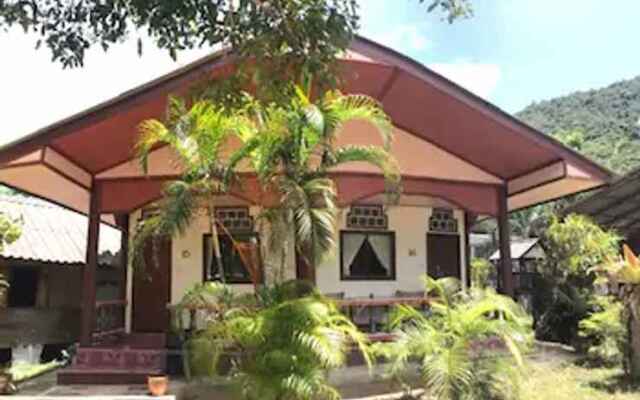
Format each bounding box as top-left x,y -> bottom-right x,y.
147,374 -> 169,397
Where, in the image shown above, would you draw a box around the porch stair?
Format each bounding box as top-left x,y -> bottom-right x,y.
58,333 -> 167,385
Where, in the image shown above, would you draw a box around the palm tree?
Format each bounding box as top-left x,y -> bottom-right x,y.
131,97 -> 254,283
228,85 -> 400,282
378,277 -> 532,400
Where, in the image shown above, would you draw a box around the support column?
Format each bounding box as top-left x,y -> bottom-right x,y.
497,186 -> 514,297
80,181 -> 101,346
115,213 -> 129,300
464,212 -> 476,288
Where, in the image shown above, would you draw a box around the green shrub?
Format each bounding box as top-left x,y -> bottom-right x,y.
230,292 -> 370,400
377,277 -> 532,400
579,296 -> 626,367
470,257 -> 492,288
534,215 -> 620,345
176,281 -> 370,400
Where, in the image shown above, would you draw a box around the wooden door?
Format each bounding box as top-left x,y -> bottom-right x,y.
132,239 -> 171,333
426,234 -> 461,279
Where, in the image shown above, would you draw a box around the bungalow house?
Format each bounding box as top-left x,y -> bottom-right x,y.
0,195 -> 123,364
0,37 -> 611,382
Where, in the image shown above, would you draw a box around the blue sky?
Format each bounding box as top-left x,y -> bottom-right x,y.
1,1 -> 639,145
360,0 -> 640,112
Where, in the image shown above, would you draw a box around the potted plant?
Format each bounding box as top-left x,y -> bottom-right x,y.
147,374 -> 169,396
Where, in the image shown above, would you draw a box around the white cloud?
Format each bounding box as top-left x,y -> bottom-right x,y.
428,62 -> 502,99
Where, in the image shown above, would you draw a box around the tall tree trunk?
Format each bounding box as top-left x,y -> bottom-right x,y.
207,202 -> 226,284
629,286 -> 640,378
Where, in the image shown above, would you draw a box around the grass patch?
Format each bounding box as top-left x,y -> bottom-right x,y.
522,358 -> 640,400
9,361 -> 62,383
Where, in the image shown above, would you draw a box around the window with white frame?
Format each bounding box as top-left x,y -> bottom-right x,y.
340,231 -> 395,280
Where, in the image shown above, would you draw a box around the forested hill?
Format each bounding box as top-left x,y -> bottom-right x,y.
516,76 -> 640,174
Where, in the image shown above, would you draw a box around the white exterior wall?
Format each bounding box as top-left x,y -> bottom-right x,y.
125,204 -> 467,331
316,206 -> 467,298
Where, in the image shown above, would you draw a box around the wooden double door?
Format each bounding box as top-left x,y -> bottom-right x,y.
426,233 -> 461,279
132,239 -> 171,333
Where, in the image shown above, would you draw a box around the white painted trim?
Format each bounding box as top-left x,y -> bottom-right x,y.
508,161 -> 565,195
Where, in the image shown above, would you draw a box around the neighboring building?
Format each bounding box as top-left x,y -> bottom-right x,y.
469,232 -> 494,259
489,238 -> 545,298
0,37 -> 612,382
0,195 -> 123,363
570,168 -> 640,251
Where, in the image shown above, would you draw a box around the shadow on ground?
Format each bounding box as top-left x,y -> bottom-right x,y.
587,372 -> 640,395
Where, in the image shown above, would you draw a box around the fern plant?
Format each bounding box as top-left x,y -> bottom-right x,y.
377,277 -> 532,400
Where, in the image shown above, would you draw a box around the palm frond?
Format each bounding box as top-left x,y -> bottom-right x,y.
322,92 -> 393,147
279,177 -> 337,266
378,276 -> 532,399
129,178 -> 199,273
324,145 -> 400,184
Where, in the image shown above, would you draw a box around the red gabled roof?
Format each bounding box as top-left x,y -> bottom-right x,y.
0,36 -> 613,216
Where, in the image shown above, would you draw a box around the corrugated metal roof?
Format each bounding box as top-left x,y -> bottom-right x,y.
489,238 -> 542,261
567,167 -> 640,236
0,196 -> 121,266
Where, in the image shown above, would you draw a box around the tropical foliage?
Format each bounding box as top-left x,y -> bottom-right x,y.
0,212 -> 21,303
533,214 -> 620,345
377,277 -> 532,400
174,280 -> 370,400
578,295 -> 626,367
228,84 -> 400,277
132,81 -> 399,284
470,257 -> 492,289
1,0 -> 472,69
171,282 -> 258,379
0,212 -> 20,252
594,244 -> 640,378
130,97 -> 254,283
231,287 -> 370,400
517,76 -> 640,174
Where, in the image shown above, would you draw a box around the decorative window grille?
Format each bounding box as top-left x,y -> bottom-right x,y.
346,205 -> 388,230
429,208 -> 458,234
215,207 -> 254,233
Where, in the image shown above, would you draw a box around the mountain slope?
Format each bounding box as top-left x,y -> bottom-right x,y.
516,76 -> 640,174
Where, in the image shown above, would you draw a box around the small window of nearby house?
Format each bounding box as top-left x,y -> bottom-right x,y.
340,231 -> 395,281
203,233 -> 258,284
